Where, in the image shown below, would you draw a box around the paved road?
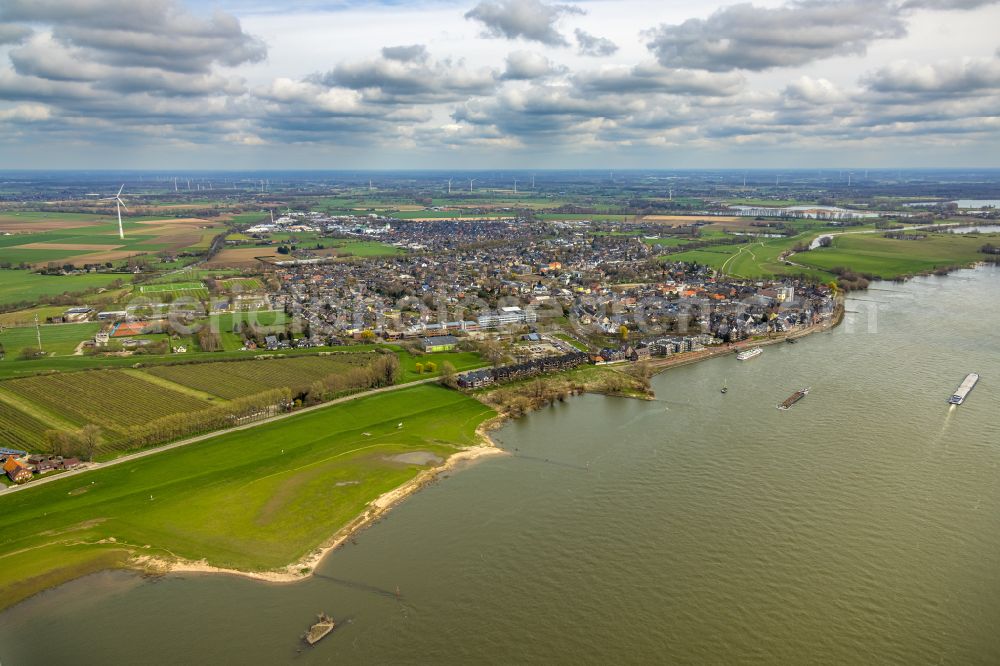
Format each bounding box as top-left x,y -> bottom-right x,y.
1,377 -> 440,496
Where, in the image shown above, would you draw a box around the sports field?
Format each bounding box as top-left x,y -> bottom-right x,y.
0,322 -> 102,356
0,385 -> 495,610
138,281 -> 209,300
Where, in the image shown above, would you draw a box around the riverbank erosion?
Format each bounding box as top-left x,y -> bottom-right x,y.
0,385 -> 499,611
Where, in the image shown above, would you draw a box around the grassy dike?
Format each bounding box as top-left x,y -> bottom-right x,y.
0,384 -> 495,611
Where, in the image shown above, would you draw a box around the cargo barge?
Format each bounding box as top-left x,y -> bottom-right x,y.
777,387 -> 810,410
303,613 -> 336,646
948,373 -> 979,405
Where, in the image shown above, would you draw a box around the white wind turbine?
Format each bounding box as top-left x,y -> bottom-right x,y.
103,184 -> 128,240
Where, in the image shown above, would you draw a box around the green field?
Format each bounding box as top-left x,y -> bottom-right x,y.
0,385 -> 495,610
397,350 -> 485,382
0,305 -> 67,327
145,354 -> 377,399
0,270 -> 125,307
793,233 -> 994,278
0,322 -> 102,356
219,277 -> 264,291
554,333 -> 589,352
0,212 -> 109,223
668,233 -> 834,281
0,343 -> 378,381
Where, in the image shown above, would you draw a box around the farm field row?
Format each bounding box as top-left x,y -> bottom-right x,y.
0,384 -> 496,610
145,353 -> 378,399
0,216 -> 224,267
2,369 -> 213,438
0,399 -> 53,450
0,346 -> 486,446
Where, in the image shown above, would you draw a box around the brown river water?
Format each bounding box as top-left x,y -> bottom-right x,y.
1,266 -> 999,664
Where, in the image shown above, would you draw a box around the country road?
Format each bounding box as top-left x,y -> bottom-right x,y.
1,376 -> 441,496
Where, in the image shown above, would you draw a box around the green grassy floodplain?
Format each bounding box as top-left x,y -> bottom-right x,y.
793,232 -> 995,278
0,384 -> 495,611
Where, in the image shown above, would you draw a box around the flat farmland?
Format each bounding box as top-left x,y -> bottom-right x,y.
219,277 -> 264,291
311,241 -> 405,257
641,215 -> 746,225
144,353 -> 378,399
0,212 -> 110,233
0,306 -> 67,327
1,370 -> 212,437
0,216 -> 224,267
204,247 -> 278,268
0,270 -> 125,306
0,399 -> 52,450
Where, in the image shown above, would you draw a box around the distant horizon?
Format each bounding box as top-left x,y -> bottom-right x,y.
1,0 -> 999,168
2,167 -> 1000,174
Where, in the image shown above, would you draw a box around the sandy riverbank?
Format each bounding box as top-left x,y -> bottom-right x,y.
133,443 -> 508,584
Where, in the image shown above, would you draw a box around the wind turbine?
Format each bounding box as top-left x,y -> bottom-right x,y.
469,178 -> 476,193
103,184 -> 128,240
513,179 -> 518,195
447,179 -> 452,195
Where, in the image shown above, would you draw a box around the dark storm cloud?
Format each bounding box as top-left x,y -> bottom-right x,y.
574,29 -> 618,57
465,0 -> 583,46
644,0 -> 906,72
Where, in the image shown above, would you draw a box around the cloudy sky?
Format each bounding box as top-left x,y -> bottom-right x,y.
1,0 -> 999,169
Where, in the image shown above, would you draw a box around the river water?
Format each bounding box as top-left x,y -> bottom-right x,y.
2,267 -> 999,665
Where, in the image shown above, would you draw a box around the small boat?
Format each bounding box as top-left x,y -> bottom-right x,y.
303,613 -> 336,646
721,378 -> 728,394
736,347 -> 763,361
